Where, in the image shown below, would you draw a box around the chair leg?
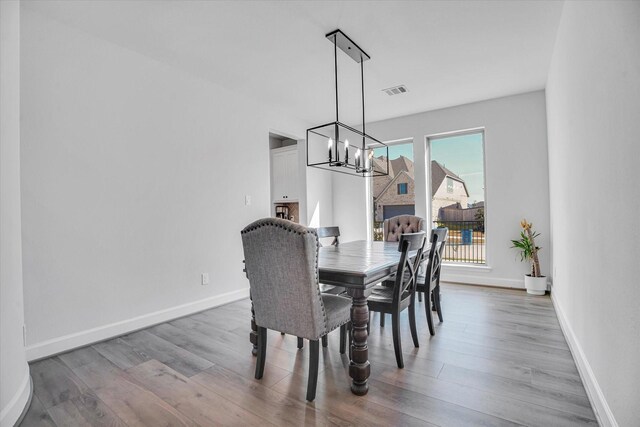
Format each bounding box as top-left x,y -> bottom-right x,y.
434,284 -> 444,322
380,313 -> 385,327
431,286 -> 437,311
391,311 -> 404,368
418,292 -> 423,302
281,332 -> 285,335
306,340 -> 320,401
339,324 -> 346,354
297,337 -> 304,349
425,287 -> 435,336
322,335 -> 328,348
409,301 -> 419,348
255,326 -> 267,379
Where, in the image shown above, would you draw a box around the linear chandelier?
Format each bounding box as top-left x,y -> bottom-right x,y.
306,29 -> 389,177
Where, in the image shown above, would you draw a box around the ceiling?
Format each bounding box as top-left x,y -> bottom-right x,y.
24,1 -> 564,127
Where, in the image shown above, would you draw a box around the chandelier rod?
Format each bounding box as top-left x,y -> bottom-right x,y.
361,56 -> 365,151
334,34 -> 339,123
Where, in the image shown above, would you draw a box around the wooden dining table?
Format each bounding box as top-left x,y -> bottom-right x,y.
249,240 -> 427,396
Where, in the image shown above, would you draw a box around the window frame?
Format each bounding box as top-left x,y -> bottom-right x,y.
426,128 -> 488,266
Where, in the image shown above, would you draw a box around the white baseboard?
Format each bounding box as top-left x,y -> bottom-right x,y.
551,293 -> 618,427
441,272 -> 525,289
25,287 -> 250,362
0,367 -> 32,427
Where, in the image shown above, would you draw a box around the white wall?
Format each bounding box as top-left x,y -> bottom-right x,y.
20,7 -> 310,359
301,144 -> 334,230
0,1 -> 31,425
348,91 -> 550,287
546,2 -> 640,426
331,173 -> 370,243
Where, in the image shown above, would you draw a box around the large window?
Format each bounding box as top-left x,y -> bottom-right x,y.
371,140 -> 414,241
429,131 -> 486,264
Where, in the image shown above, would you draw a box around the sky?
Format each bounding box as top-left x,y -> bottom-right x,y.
431,133 -> 485,204
374,132 -> 485,204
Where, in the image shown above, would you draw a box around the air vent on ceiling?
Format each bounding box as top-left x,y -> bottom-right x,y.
382,85 -> 408,96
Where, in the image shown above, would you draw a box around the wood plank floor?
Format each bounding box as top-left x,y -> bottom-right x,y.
20,283 -> 597,426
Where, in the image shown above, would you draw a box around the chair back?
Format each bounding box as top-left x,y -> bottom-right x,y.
316,226 -> 340,246
423,231 -> 443,288
383,215 -> 424,242
391,231 -> 427,306
241,218 -> 328,340
432,227 -> 448,276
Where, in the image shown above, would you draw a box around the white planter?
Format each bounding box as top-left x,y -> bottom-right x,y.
525,275 -> 547,295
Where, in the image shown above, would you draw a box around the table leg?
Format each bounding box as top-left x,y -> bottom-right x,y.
348,288 -> 370,395
250,294 -> 258,356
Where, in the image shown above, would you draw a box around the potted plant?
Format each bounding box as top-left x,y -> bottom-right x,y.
511,219 -> 546,295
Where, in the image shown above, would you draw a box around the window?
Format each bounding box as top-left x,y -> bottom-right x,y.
429,130 -> 486,264
371,140 -> 415,240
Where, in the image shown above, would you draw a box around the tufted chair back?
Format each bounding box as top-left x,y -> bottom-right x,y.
383,215 -> 425,242
241,218 -> 330,340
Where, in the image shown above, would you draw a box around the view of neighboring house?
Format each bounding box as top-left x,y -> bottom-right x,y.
373,156 -> 470,222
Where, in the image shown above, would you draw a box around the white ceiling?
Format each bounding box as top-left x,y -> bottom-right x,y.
24,1 -> 564,127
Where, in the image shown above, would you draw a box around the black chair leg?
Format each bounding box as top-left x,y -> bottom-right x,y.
339,324 -> 346,354
434,285 -> 444,322
322,335 -> 328,348
425,287 -> 435,336
255,326 -> 267,379
391,312 -> 404,368
431,287 -> 437,311
418,292 -> 423,302
306,340 -> 320,401
380,313 -> 385,327
297,337 -> 303,349
409,302 -> 419,348
281,332 -> 285,335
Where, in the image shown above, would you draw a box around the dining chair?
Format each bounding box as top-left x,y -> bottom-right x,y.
417,226 -> 448,305
315,225 -> 347,348
316,226 -> 345,296
415,229 -> 445,336
383,215 -> 424,242
430,227 -> 448,321
316,226 -> 340,246
241,218 -> 351,401
367,231 -> 426,368
378,214 -> 424,327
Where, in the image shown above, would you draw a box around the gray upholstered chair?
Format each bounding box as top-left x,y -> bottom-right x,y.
241,218 -> 351,401
383,215 -> 424,242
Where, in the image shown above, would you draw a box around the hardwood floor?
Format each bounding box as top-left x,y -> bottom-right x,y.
20,283 -> 597,426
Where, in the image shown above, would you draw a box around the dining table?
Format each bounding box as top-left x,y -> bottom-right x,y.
248,239 -> 428,396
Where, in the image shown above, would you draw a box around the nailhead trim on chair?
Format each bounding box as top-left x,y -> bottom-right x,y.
241,217 -> 340,337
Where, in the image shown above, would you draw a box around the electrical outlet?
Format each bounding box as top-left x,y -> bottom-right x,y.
201,273 -> 209,286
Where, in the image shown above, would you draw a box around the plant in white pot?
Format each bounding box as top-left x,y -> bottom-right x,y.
511,219 -> 547,295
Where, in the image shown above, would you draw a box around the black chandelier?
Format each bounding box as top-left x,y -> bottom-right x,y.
306,30 -> 389,177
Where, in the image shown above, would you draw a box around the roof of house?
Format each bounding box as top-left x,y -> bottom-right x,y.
372,156 -> 470,199
430,160 -> 469,197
